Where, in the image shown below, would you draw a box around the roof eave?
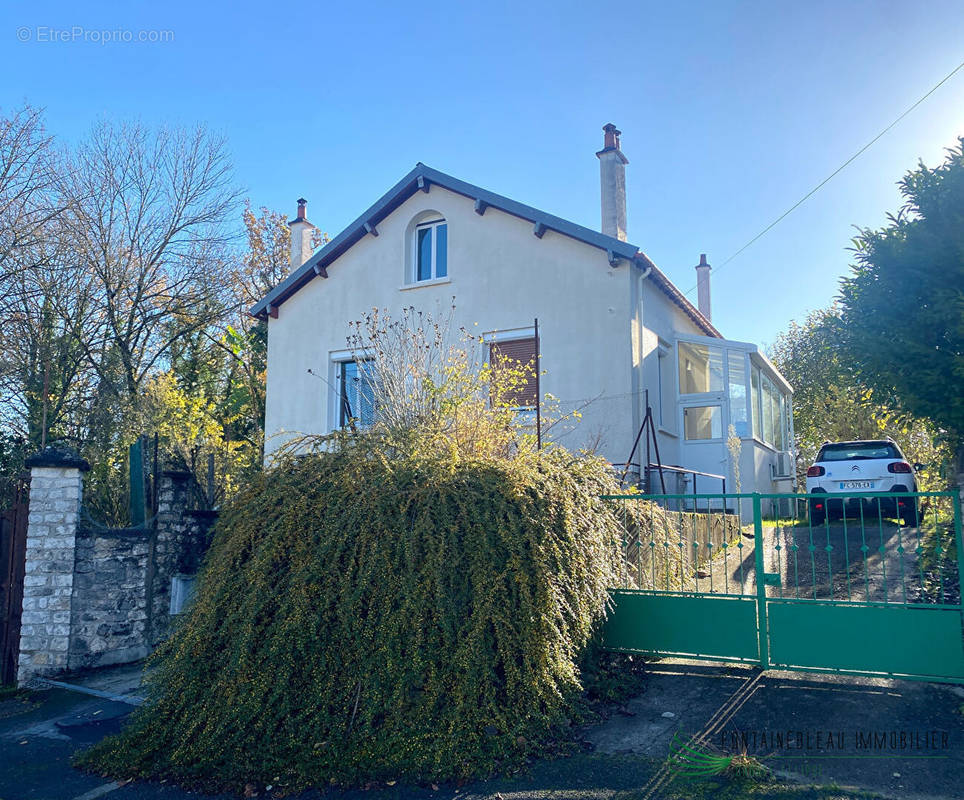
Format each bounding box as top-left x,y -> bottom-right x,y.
634,253 -> 722,338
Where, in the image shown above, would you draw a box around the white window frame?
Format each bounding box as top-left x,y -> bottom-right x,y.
329,349 -> 378,432
656,339 -> 676,435
677,339 -> 726,397
672,333 -> 793,453
680,403 -> 724,442
725,349 -> 750,440
412,218 -> 447,283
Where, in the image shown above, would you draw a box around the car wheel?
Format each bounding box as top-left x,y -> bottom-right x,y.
809,499 -> 826,526
900,498 -> 920,527
873,497 -> 896,520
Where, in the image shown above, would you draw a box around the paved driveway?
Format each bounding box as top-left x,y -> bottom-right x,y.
678,518 -> 953,605
587,660 -> 964,800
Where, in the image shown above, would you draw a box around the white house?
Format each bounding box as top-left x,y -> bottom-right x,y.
251,124 -> 794,497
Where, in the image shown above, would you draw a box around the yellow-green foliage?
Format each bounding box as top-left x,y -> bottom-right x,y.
78,439 -> 625,790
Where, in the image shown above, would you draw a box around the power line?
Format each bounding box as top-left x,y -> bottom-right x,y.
682,57 -> 964,297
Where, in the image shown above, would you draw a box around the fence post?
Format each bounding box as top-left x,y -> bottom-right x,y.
752,493 -> 769,670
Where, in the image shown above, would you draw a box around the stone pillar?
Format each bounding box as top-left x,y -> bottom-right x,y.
17,446 -> 89,684
150,469 -> 193,642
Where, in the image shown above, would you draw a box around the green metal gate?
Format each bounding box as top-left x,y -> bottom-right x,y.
602,491 -> 964,684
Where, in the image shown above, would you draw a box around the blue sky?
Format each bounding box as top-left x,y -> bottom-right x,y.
2,0 -> 963,348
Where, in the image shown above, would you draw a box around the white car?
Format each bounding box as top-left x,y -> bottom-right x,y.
806,439 -> 920,526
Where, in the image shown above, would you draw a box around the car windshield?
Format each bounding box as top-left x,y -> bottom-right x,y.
818,443 -> 900,461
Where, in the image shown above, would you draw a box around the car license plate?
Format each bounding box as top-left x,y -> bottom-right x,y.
839,481 -> 874,489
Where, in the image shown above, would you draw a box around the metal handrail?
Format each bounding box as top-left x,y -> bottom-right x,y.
642,463 -> 727,496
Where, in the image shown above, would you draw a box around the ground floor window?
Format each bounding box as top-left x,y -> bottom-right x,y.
678,340 -> 724,395
748,363 -> 790,449
337,359 -> 379,429
489,337 -> 538,407
657,340 -> 674,431
683,405 -> 722,440
751,366 -> 762,440
727,351 -> 749,437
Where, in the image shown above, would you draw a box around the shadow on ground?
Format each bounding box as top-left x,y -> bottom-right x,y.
2,659 -> 961,800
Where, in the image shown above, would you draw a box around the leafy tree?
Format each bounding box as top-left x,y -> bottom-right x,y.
0,432 -> 30,508
770,306 -> 948,487
838,138 -> 964,481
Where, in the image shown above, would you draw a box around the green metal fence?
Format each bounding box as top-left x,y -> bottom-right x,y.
602,491 -> 964,684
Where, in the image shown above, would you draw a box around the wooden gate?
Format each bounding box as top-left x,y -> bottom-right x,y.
0,482 -> 29,685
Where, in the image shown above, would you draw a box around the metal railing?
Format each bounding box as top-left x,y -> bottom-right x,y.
603,491 -> 963,607
643,463 -> 726,497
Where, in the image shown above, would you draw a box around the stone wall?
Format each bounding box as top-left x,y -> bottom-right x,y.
149,472 -> 216,643
69,529 -> 151,669
17,448 -> 218,683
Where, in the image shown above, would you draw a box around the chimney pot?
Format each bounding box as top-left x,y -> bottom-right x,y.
296,198 -> 307,221
602,122 -> 621,151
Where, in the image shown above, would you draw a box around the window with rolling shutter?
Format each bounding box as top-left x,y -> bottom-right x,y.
489,337 -> 538,407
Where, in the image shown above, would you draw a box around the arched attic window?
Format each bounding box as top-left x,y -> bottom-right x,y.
406,211 -> 447,284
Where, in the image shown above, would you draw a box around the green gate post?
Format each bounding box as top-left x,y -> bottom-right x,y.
129,437 -> 146,527
955,492 -> 964,641
954,493 -> 964,573
753,493 -> 769,669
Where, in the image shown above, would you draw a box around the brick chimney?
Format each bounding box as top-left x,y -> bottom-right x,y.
596,123 -> 628,241
289,198 -> 315,269
695,253 -> 712,321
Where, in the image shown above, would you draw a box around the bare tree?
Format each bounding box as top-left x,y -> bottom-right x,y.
0,106 -> 66,284
0,220 -> 98,446
65,121 -> 242,402
0,105 -> 84,446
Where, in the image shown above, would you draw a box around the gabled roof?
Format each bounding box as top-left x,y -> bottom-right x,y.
249,163 -> 720,338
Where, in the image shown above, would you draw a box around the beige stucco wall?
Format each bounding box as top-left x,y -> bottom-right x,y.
263,184 -> 662,463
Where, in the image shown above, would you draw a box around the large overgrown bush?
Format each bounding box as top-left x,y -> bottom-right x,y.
78,440 -> 625,788
79,306 -> 633,790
